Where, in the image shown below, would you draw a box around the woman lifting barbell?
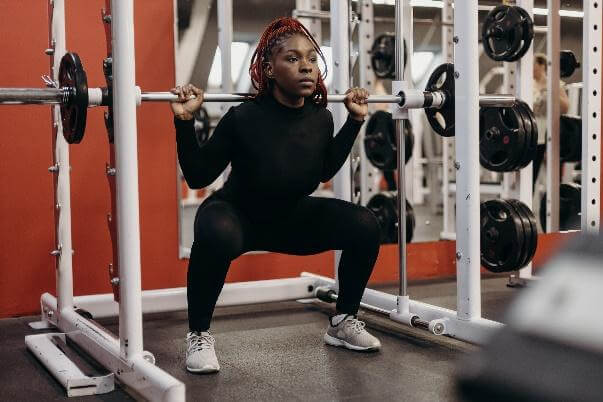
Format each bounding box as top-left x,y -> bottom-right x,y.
171,17 -> 382,374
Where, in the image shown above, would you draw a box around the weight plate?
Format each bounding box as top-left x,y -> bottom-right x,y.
512,199 -> 539,267
425,63 -> 455,137
59,52 -> 88,144
479,106 -> 526,172
364,112 -> 414,170
540,183 -> 582,231
367,192 -> 414,244
482,5 -> 524,62
560,50 -> 580,78
505,6 -> 534,62
559,115 -> 582,162
514,101 -> 537,168
370,34 -> 407,79
480,199 -> 526,273
505,199 -> 530,269
194,107 -> 211,146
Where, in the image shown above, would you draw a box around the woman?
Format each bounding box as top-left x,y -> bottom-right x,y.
171,17 -> 381,374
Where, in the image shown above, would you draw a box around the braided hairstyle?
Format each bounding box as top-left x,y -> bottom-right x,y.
249,17 -> 328,107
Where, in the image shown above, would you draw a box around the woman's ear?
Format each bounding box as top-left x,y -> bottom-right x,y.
263,61 -> 274,79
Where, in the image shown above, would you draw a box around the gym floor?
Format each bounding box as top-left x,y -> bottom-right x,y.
2,277 -> 517,401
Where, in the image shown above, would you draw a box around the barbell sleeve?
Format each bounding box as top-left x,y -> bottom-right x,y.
0,88 -> 64,104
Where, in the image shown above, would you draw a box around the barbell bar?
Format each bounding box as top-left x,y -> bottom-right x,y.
0,87 -> 516,108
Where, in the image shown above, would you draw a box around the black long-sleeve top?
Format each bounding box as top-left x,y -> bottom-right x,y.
175,95 -> 363,219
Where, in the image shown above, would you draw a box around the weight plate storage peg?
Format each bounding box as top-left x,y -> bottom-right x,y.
59,53 -> 89,144
366,192 -> 415,244
480,199 -> 536,273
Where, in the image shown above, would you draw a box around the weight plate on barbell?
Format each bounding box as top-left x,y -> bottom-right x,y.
425,63 -> 455,137
59,52 -> 88,144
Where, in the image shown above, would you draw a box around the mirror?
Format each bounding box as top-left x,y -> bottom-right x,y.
176,0 -> 587,259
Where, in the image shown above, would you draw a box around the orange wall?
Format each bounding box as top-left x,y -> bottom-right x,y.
0,2 -> 600,318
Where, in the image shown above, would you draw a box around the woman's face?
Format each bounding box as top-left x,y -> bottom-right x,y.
265,34 -> 320,99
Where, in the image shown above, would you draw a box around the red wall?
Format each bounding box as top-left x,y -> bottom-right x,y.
0,2 -> 600,318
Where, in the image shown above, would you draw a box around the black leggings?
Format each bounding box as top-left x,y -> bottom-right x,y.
187,195 -> 381,331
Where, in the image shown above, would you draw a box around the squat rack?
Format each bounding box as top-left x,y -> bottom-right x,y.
20,1 -> 601,401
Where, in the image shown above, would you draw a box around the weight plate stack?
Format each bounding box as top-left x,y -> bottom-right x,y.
480,199 -> 537,273
479,105 -> 527,172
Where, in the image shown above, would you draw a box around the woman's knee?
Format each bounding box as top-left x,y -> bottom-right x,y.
193,202 -> 246,259
352,207 -> 381,248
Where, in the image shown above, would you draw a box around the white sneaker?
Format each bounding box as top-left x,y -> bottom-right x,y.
324,315 -> 381,351
186,331 -> 220,373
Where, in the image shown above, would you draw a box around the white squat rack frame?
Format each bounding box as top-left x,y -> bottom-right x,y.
26,1 -> 601,401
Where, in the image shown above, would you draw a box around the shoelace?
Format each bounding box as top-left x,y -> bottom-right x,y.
187,332 -> 215,353
343,318 -> 366,334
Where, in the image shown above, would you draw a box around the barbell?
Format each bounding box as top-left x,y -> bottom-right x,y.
0,53 -> 517,144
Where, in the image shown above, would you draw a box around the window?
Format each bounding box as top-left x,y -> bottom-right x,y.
207,42 -> 251,88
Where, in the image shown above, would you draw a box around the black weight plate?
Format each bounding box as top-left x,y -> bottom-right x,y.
560,50 -> 580,78
513,101 -> 535,168
540,183 -> 582,231
516,101 -> 539,167
505,199 -> 530,269
365,111 -> 396,170
479,106 -> 526,172
482,5 -> 524,62
480,199 -> 526,273
370,34 -> 407,79
425,63 -> 455,137
513,200 -> 539,266
59,52 -> 88,144
506,6 -> 534,62
367,192 -> 414,244
507,199 -> 536,269
559,115 -> 582,162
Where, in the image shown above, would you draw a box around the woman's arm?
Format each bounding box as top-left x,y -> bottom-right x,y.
559,81 -> 570,115
321,88 -> 368,182
321,113 -> 364,182
176,107 -> 235,189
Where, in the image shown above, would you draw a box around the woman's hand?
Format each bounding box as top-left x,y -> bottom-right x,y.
170,84 -> 204,120
343,87 -> 369,121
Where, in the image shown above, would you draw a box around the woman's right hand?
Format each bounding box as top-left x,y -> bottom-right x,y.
170,84 -> 204,120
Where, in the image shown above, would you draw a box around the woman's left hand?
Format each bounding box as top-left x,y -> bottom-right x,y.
343,87 -> 369,121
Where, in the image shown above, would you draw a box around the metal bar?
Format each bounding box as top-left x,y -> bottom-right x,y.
581,0 -> 601,233
516,0 -> 535,280
294,0 -> 322,43
111,0 -> 144,361
330,0 -> 350,293
545,0 -> 561,232
395,0 -> 408,299
0,88 -> 63,104
454,0 -> 481,321
357,0 -> 377,206
48,0 -> 75,316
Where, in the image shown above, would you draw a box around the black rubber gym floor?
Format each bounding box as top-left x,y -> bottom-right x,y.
2,277 -> 519,401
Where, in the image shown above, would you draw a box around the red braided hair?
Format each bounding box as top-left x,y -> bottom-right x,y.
249,17 -> 328,107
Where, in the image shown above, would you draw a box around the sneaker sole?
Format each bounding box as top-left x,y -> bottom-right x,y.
324,333 -> 380,352
186,365 -> 220,374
